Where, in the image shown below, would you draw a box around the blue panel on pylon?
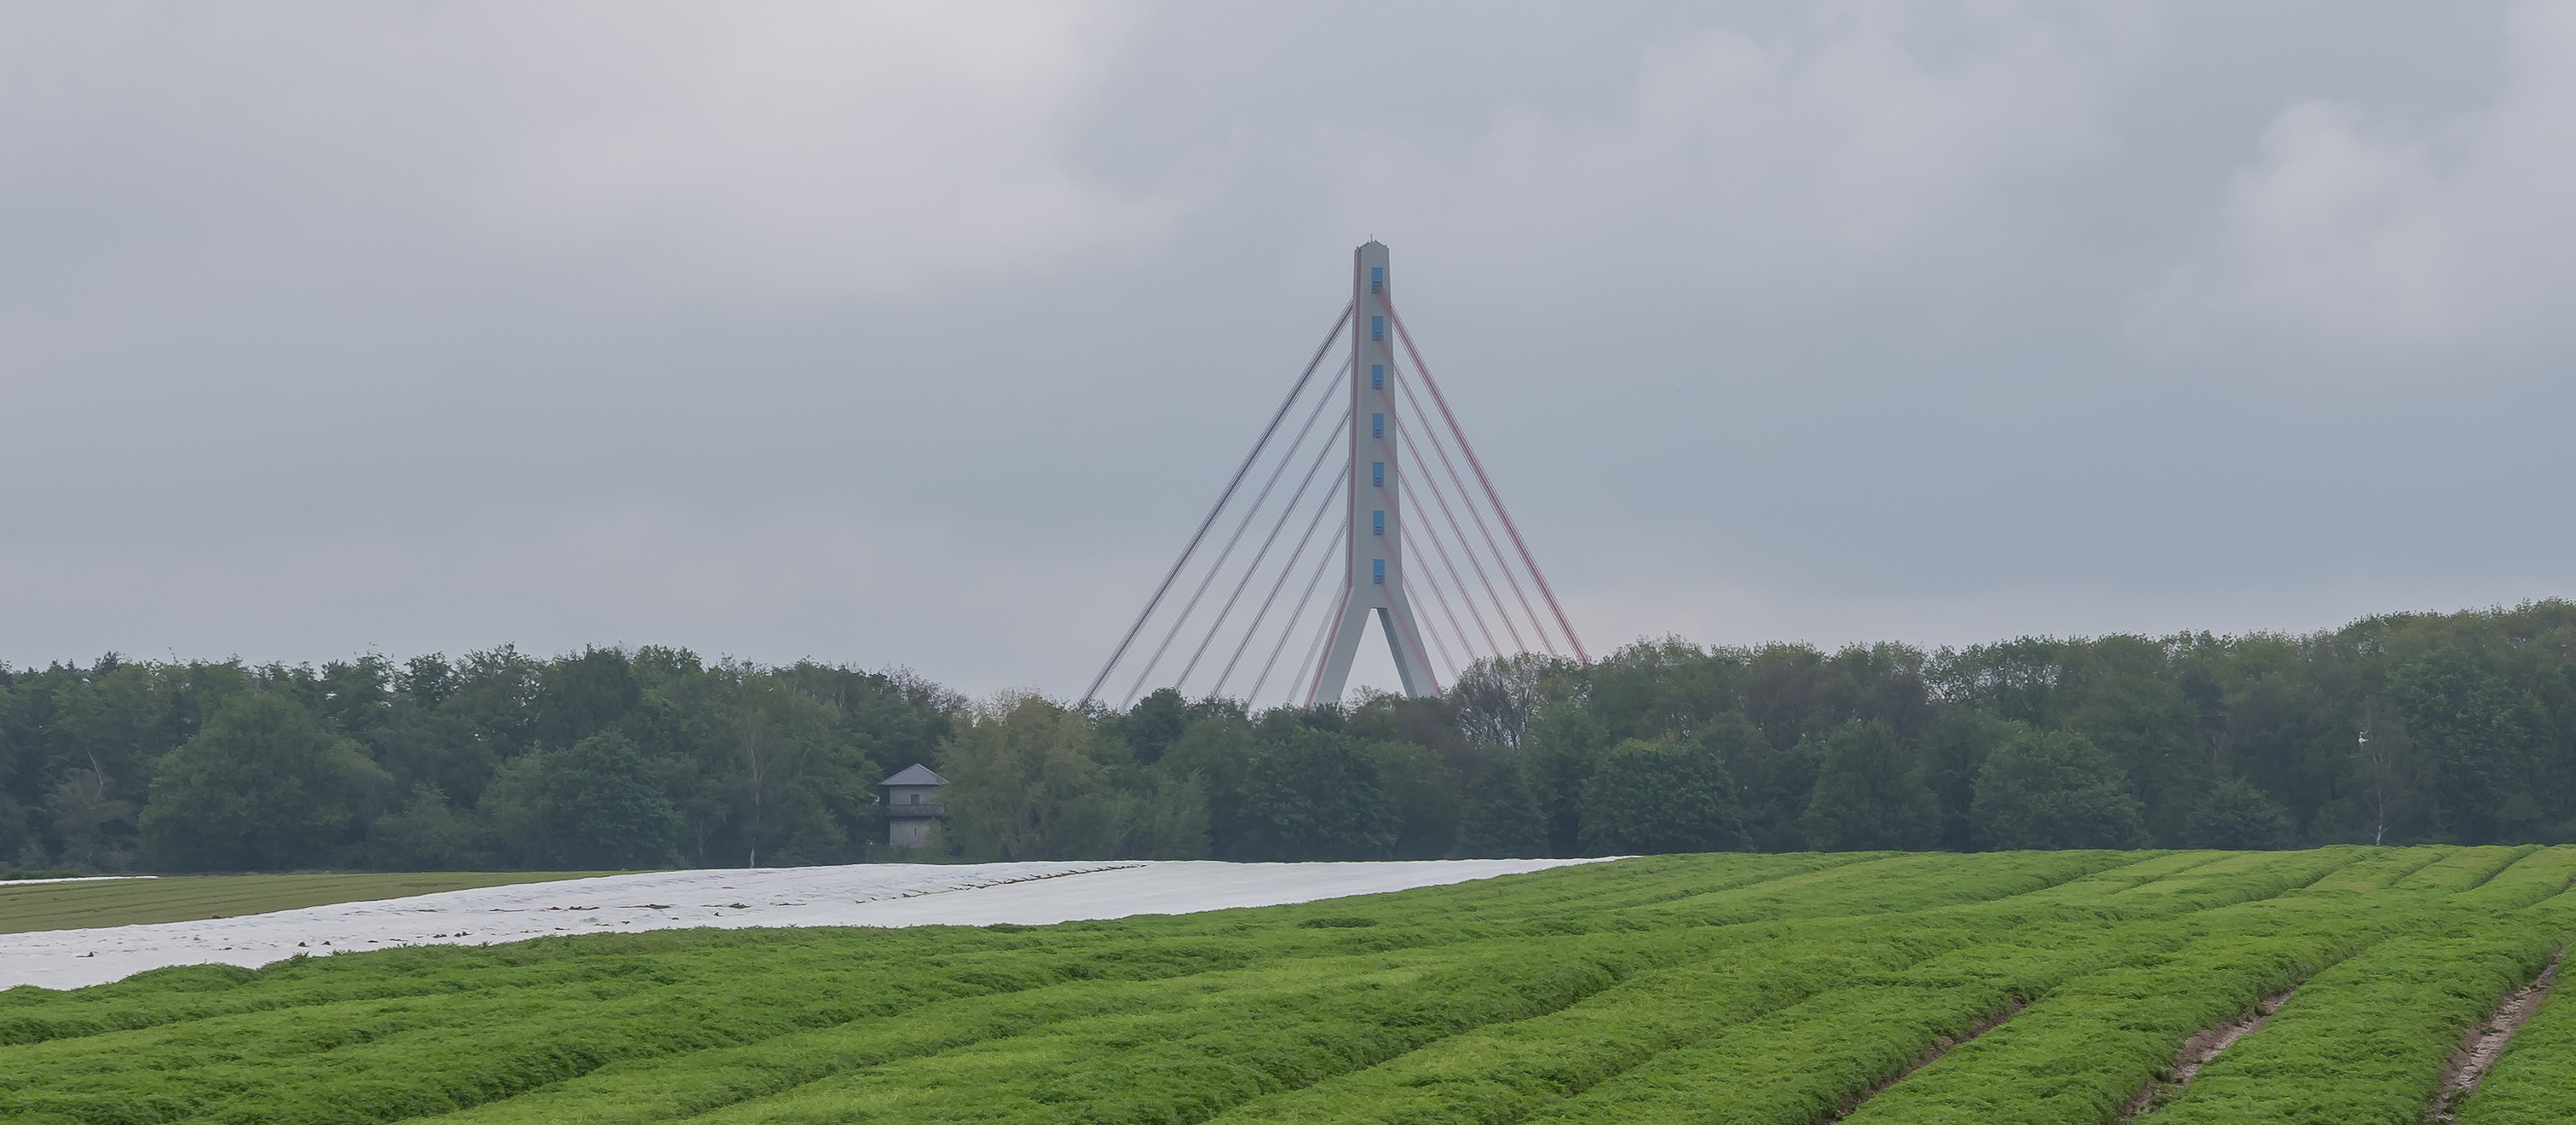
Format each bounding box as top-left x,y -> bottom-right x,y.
1370,266 -> 1383,293
1372,412 -> 1384,439
1371,315 -> 1383,341
1372,461 -> 1384,487
1373,558 -> 1386,585
1371,364 -> 1384,389
1373,511 -> 1385,536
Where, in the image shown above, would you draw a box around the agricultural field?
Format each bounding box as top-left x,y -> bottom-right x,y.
0,872 -> 608,936
3,846 -> 2573,1124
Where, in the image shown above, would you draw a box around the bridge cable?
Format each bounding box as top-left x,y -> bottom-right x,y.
1175,403 -> 1353,693
1118,360 -> 1351,708
1392,366 -> 1532,654
1390,413 -> 1497,662
1247,525 -> 1345,707
1296,578 -> 1353,707
1402,507 -> 1481,671
1387,301 -> 1591,662
1081,302 -> 1353,708
1396,361 -> 1557,657
1212,461 -> 1350,700
1298,574 -> 1360,705
1403,574 -> 1459,684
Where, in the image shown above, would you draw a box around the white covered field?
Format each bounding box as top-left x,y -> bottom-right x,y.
2,858 -> 1597,991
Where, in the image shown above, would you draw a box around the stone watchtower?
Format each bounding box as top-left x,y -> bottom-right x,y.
877,763 -> 948,849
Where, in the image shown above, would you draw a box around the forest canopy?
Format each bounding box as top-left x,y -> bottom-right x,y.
7,600 -> 2576,873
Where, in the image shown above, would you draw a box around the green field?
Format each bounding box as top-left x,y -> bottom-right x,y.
3,847 -> 2573,1124
0,872 -> 610,935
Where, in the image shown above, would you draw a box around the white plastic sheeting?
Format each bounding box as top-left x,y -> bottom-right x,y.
2,858 -> 1599,991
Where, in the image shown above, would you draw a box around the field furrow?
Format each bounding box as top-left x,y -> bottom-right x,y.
7,848 -> 2574,1125
1195,851 -> 2357,1125
2137,925 -> 2565,1122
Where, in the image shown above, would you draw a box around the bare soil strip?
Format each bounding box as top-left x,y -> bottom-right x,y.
2120,989 -> 2297,1118
1817,995 -> 2028,1123
2427,948 -> 2565,1123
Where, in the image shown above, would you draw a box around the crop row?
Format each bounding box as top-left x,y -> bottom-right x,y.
1209,851 -> 2384,1125
7,847 -> 2571,1125
2142,927 -> 2560,1122
1835,848 -> 2567,1125
427,855 -> 2136,1125
7,853 -> 2060,1124
2458,955 -> 2576,1123
1533,851 -> 2535,1125
424,851 -> 2360,1125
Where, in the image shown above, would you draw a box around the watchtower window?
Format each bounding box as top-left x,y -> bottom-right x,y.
1372,558 -> 1386,586
1371,461 -> 1385,488
1371,412 -> 1384,439
1370,315 -> 1384,341
1372,510 -> 1385,536
1370,266 -> 1383,294
1370,364 -> 1384,390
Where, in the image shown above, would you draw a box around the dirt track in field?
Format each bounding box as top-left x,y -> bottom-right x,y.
2118,989 -> 2296,1118
2429,948 -> 2564,1122
1819,995 -> 2028,1122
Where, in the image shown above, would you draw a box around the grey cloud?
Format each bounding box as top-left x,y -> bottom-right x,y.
0,0 -> 2565,701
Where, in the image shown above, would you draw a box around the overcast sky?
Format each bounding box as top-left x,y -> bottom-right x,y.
5,1 -> 2573,702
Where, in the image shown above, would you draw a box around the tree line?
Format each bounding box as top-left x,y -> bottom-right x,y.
5,600 -> 2574,873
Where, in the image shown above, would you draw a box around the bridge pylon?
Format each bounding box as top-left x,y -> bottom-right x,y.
1309,241 -> 1440,704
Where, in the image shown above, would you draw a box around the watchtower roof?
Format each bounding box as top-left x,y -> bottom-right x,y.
877,764 -> 948,788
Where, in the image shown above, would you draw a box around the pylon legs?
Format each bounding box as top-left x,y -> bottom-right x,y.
1310,588 -> 1438,705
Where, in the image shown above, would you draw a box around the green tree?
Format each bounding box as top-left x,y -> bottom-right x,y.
2181,776 -> 2295,850
1372,740 -> 1463,859
2056,637 -> 2204,845
533,647 -> 643,750
480,731 -> 683,869
1922,712 -> 2023,851
1801,721 -> 1941,851
1577,738 -> 1745,856
1117,766 -> 1212,859
1107,688 -> 1190,765
1451,752 -> 1548,858
1160,714 -> 1256,857
938,695 -> 1121,861
1525,701 -> 1611,857
1705,712 -> 1818,853
45,768 -> 135,870
2389,648 -> 2548,844
1233,727 -> 1398,861
1969,730 -> 2149,850
140,693 -> 381,870
366,784 -> 487,870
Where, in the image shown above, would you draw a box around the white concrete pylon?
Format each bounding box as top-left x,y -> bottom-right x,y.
1311,241 -> 1440,704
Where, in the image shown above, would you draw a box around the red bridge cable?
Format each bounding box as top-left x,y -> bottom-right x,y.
1248,526 -> 1345,707
1119,366 -> 1350,707
1396,362 -> 1557,658
1179,416 -> 1351,693
1212,461 -> 1350,699
1403,575 -> 1458,684
1403,509 -> 1479,672
1393,366 -> 1534,655
1391,414 -> 1496,661
1387,301 -> 1590,663
1081,303 -> 1354,708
